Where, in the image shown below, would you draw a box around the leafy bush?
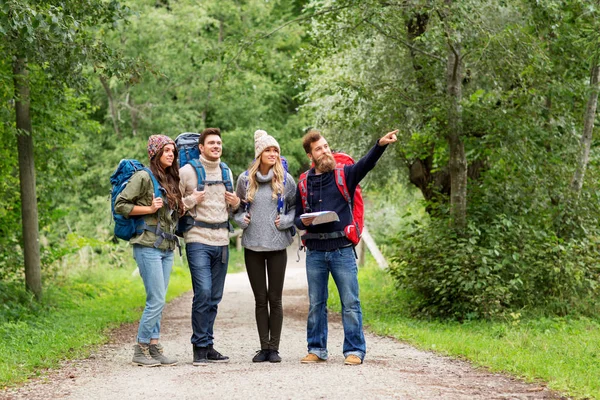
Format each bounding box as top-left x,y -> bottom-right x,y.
388,215 -> 600,319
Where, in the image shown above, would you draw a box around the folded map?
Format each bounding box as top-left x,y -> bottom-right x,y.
300,211 -> 339,225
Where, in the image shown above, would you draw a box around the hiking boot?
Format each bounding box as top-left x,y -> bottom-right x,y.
193,345 -> 208,366
252,349 -> 270,363
207,345 -> 229,363
344,355 -> 363,365
132,343 -> 161,367
149,343 -> 178,366
268,350 -> 282,363
300,353 -> 326,364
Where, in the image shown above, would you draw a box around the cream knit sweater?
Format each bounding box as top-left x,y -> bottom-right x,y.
179,156 -> 238,246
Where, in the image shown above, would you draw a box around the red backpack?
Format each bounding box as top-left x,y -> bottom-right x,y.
298,152 -> 364,245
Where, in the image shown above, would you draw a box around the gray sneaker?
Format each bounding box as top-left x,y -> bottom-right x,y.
132,343 -> 160,367
149,343 -> 178,366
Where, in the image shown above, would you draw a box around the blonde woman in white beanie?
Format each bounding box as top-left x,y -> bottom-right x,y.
233,130 -> 296,363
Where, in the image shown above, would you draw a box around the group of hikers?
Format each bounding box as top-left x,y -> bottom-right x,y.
113,126 -> 398,367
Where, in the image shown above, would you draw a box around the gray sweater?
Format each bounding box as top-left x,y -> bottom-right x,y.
234,169 -> 296,252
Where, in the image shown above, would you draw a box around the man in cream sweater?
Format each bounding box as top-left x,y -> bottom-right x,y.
179,127 -> 241,365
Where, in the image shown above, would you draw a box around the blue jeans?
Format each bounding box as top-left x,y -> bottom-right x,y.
305,246 -> 366,360
186,242 -> 228,347
132,245 -> 174,344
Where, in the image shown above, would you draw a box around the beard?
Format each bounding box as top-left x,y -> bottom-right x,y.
315,153 -> 336,173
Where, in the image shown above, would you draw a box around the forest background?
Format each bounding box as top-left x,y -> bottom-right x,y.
1,0 -> 600,397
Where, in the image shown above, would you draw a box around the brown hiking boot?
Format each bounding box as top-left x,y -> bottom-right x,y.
149,343 -> 178,366
344,355 -> 363,365
300,353 -> 326,363
132,343 -> 160,367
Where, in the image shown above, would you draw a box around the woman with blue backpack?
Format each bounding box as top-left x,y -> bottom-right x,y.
114,134 -> 183,367
233,130 -> 296,363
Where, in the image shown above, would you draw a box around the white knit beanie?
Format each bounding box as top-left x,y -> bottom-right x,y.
254,129 -> 280,159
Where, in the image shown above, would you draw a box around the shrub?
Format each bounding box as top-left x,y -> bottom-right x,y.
388,215 -> 600,319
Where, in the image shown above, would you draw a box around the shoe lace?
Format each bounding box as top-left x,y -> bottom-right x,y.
153,344 -> 164,354
139,345 -> 152,357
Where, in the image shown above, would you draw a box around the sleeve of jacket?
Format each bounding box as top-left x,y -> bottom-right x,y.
233,173 -> 249,229
114,171 -> 152,217
278,173 -> 297,230
344,140 -> 388,192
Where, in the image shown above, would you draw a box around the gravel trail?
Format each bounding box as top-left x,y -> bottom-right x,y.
2,245 -> 562,400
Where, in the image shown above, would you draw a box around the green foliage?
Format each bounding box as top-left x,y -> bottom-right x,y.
389,215 -> 600,319
301,0 -> 600,320
0,62 -> 104,280
94,0 -> 309,176
0,257 -> 191,387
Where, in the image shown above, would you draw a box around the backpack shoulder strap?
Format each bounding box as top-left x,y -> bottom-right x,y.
220,162 -> 234,193
298,171 -> 309,212
334,166 -> 352,205
189,159 -> 206,191
141,167 -> 163,199
243,170 -> 250,199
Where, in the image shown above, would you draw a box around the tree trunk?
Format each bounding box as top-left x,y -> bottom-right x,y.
446,34 -> 467,229
13,57 -> 42,299
126,91 -> 139,136
570,60 -> 600,195
99,75 -> 120,137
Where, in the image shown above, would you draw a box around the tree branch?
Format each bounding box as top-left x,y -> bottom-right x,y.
364,19 -> 446,63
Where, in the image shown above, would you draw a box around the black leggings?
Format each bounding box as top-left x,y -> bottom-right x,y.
244,248 -> 287,351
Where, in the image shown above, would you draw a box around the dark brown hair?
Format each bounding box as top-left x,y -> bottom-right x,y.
302,129 -> 322,154
199,127 -> 222,145
150,146 -> 184,216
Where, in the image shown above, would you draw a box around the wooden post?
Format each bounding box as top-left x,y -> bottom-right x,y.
357,238 -> 365,267
361,226 -> 388,269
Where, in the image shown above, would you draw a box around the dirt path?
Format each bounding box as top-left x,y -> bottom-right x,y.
2,245 -> 562,400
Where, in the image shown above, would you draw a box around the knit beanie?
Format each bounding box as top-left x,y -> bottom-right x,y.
254,130 -> 280,159
147,134 -> 175,159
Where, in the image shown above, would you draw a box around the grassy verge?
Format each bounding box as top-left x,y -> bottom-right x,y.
327,256 -> 600,400
0,244 -> 245,389
227,245 -> 245,273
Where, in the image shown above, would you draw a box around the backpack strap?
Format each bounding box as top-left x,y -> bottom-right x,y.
220,162 -> 234,193
334,166 -> 361,241
141,167 -> 163,199
334,167 -> 352,205
241,168 -> 286,213
188,159 -> 207,191
136,169 -> 180,251
277,172 -> 287,214
241,170 -> 251,212
189,159 -> 234,193
298,171 -> 310,212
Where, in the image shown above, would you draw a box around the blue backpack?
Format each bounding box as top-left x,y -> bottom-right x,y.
188,158 -> 234,193
175,132 -> 201,169
110,159 -> 163,241
176,158 -> 235,236
175,132 -> 234,192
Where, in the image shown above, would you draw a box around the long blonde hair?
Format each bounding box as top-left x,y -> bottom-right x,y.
246,153 -> 285,203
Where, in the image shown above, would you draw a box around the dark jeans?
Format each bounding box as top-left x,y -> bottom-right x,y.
244,248 -> 287,351
186,242 -> 228,347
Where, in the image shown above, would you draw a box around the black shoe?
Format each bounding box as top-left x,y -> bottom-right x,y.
193,345 -> 208,366
268,350 -> 281,363
252,349 -> 270,363
207,345 -> 230,363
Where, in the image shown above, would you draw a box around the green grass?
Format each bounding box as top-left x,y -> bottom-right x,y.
327,256 -> 600,400
0,244 -> 246,388
0,255 -> 191,388
227,245 -> 245,273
